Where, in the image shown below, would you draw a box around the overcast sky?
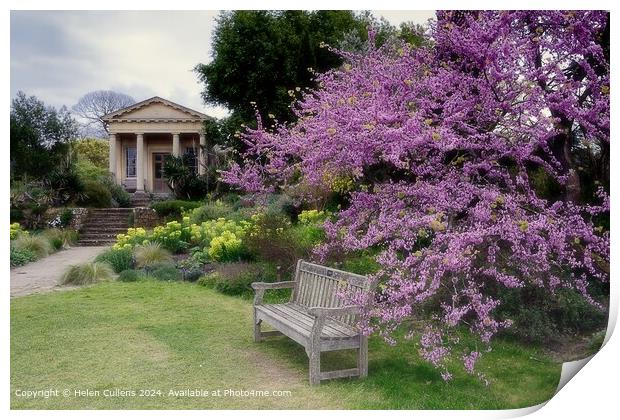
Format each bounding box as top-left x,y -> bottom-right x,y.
10,10 -> 435,119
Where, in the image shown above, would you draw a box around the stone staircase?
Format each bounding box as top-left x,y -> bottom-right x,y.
130,192 -> 151,208
78,208 -> 133,246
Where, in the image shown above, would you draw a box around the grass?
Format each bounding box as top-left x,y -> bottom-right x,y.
13,234 -> 52,259
11,281 -> 561,409
61,262 -> 115,285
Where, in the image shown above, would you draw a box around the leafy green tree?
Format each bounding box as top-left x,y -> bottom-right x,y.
71,138 -> 109,169
10,91 -> 78,178
195,11 -> 368,148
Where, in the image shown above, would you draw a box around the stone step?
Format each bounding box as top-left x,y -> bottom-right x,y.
79,236 -> 121,242
85,218 -> 131,223
88,210 -> 133,217
80,227 -> 129,234
78,239 -> 116,246
87,213 -> 132,218
81,223 -> 130,230
88,211 -> 133,216
88,207 -> 133,213
86,215 -> 132,220
83,219 -> 130,224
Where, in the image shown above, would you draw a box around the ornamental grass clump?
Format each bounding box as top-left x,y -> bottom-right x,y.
13,234 -> 52,259
134,242 -> 173,268
222,11 -> 610,381
62,262 -> 115,285
42,228 -> 77,250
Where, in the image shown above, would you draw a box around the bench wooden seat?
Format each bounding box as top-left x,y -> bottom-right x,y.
252,260 -> 374,385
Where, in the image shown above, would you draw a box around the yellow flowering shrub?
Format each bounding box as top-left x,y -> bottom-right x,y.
113,227 -> 148,250
207,231 -> 244,261
298,209 -> 329,225
112,215 -> 251,260
10,223 -> 27,240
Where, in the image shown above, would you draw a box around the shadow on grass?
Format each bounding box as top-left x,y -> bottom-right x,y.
255,325 -> 561,409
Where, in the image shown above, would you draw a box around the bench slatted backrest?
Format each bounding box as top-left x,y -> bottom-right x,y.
292,260 -> 371,327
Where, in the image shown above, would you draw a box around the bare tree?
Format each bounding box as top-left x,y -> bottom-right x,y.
72,90 -> 135,137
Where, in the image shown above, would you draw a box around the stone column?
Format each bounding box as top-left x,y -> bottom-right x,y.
198,133 -> 206,175
136,133 -> 144,191
172,133 -> 180,157
109,133 -> 117,180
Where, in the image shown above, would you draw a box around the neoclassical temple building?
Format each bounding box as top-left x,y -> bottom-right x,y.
103,96 -> 212,195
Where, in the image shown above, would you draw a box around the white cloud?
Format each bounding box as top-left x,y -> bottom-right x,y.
11,10 -> 435,120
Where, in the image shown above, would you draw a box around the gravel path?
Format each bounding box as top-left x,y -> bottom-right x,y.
10,246 -> 109,298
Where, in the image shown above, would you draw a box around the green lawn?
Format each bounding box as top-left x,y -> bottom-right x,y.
11,281 -> 561,409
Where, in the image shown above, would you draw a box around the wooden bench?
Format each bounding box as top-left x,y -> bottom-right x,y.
252,259 -> 374,385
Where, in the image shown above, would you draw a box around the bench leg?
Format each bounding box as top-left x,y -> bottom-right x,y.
358,336 -> 368,378
309,348 -> 321,386
254,311 -> 262,342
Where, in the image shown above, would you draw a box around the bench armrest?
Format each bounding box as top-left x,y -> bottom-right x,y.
251,281 -> 296,290
307,306 -> 360,318
252,281 -> 296,306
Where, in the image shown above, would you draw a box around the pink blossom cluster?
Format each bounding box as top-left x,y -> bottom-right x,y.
223,11 -> 609,379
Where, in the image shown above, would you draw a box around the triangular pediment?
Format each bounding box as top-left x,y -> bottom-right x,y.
103,96 -> 210,121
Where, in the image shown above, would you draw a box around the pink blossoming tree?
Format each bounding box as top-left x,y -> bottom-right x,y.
223,11 -> 610,380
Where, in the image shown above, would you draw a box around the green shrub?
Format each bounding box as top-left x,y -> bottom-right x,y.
134,242 -> 173,268
177,257 -> 204,282
59,208 -> 73,226
13,234 -> 52,258
340,252 -> 381,275
42,166 -> 86,206
198,266 -> 254,296
42,228 -> 78,250
589,330 -> 606,353
10,208 -> 23,223
62,262 -> 115,285
198,262 -> 278,297
496,286 -> 607,344
72,138 -> 109,168
151,200 -> 202,220
245,211 -> 322,274
117,269 -> 142,282
42,229 -> 65,250
78,180 -> 112,208
10,244 -> 37,267
75,157 -> 107,181
162,154 -> 210,199
145,262 -> 182,282
265,193 -> 299,222
95,247 -> 134,273
189,201 -> 234,224
101,177 -> 131,208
